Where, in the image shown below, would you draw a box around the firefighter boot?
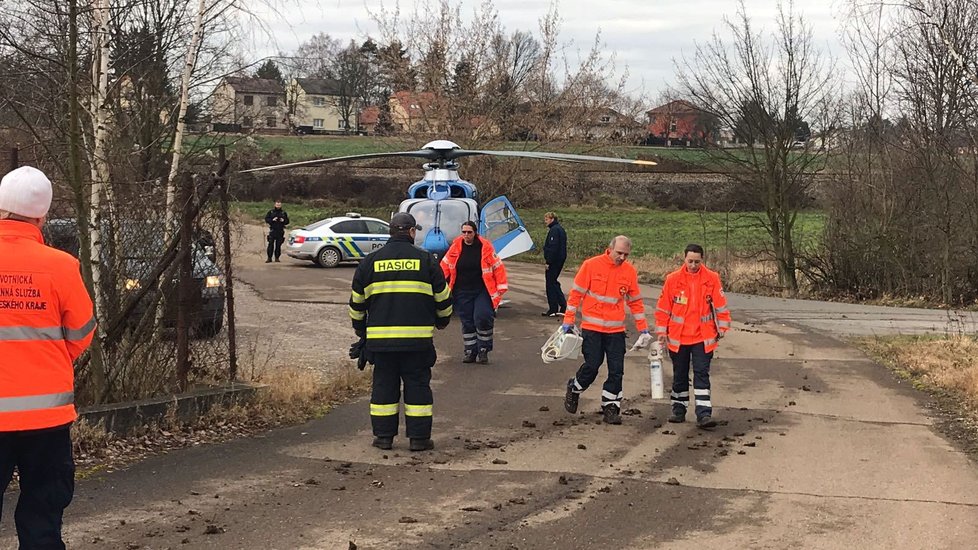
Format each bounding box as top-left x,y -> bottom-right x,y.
372,436 -> 393,450
564,379 -> 579,414
603,404 -> 622,425
409,438 -> 434,452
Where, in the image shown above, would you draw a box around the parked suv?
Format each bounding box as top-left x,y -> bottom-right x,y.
42,219 -> 226,338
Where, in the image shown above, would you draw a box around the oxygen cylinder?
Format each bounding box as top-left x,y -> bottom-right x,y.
649,343 -> 665,399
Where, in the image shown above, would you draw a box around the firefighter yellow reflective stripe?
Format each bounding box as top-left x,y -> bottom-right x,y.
366,326 -> 435,338
404,404 -> 433,417
363,281 -> 433,297
370,403 -> 399,416
436,305 -> 453,318
434,285 -> 451,302
351,290 -> 366,304
349,306 -> 366,320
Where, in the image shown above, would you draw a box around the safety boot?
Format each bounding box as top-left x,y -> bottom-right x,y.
372,436 -> 393,450
563,378 -> 579,414
602,404 -> 622,425
668,412 -> 686,423
476,348 -> 489,364
696,415 -> 717,429
462,351 -> 476,363
409,438 -> 434,452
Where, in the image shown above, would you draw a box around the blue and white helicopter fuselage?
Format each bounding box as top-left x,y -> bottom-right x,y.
399,164 -> 534,260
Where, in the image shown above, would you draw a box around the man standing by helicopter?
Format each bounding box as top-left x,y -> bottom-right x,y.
441,221 -> 508,364
542,211 -> 567,316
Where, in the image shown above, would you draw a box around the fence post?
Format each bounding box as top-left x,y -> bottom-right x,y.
218,146 -> 238,380
9,147 -> 18,171
175,172 -> 194,391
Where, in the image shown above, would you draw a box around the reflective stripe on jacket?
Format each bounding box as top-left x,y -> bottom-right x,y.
654,264 -> 731,353
0,220 -> 96,431
440,235 -> 508,309
562,251 -> 648,334
349,236 -> 452,351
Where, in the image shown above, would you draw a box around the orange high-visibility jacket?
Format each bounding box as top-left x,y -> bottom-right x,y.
563,251 -> 648,334
0,220 -> 96,432
654,264 -> 731,353
441,235 -> 508,309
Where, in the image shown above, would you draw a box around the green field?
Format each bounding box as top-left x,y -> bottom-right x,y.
235,201 -> 824,265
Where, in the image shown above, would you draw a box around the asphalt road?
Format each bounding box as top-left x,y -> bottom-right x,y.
4,254 -> 978,549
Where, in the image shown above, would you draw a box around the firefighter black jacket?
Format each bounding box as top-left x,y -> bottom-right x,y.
349,235 -> 453,352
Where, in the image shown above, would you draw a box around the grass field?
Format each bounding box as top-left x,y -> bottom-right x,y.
235,200 -> 825,267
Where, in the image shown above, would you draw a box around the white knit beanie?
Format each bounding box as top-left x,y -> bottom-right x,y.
0,166 -> 53,218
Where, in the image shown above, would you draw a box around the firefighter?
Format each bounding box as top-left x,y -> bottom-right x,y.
654,243 -> 731,429
264,200 -> 289,262
562,235 -> 651,425
441,221 -> 508,364
0,166 -> 96,549
349,212 -> 452,452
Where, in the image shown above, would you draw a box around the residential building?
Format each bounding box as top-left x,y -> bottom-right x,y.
290,78 -> 346,134
389,91 -> 440,133
646,100 -> 716,147
212,77 -> 286,133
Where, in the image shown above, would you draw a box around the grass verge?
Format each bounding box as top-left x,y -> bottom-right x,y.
70,365 -> 371,476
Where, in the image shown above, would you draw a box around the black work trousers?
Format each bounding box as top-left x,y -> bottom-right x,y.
370,348 -> 436,439
454,289 -> 494,354
669,342 -> 714,420
545,262 -> 566,313
266,230 -> 284,260
0,424 -> 74,550
570,329 -> 626,409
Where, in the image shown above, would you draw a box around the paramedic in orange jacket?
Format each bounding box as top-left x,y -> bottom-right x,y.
0,166 -> 96,550
441,221 -> 508,364
561,235 -> 649,425
654,244 -> 731,429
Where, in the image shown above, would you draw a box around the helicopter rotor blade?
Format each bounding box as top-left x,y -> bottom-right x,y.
451,149 -> 657,166
238,150 -> 438,173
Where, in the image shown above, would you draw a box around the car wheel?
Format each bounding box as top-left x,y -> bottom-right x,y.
316,246 -> 342,268
195,313 -> 224,339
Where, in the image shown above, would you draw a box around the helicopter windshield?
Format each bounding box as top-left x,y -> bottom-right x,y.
405,200 -> 476,248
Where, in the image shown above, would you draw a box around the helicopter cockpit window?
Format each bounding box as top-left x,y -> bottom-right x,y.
407,201 -> 475,245
481,202 -> 520,243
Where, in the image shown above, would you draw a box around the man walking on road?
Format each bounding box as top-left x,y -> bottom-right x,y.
542,212 -> 567,317
654,244 -> 731,429
264,200 -> 289,263
0,166 -> 96,549
562,236 -> 651,425
349,212 -> 453,452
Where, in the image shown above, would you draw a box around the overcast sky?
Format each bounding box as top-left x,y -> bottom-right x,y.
252,0 -> 847,99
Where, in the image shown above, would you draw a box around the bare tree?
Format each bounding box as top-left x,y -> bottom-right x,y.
674,0 -> 837,293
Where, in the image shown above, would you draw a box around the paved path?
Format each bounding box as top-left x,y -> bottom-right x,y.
4,253 -> 977,549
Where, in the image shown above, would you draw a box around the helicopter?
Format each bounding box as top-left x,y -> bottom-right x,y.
240,140 -> 657,259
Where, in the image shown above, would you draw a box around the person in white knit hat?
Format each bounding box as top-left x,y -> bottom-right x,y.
0,165 -> 96,549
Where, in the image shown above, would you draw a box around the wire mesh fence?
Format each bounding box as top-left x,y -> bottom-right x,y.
7,147 -> 238,406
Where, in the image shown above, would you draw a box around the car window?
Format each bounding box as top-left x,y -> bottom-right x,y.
332,220 -> 367,234
364,220 -> 389,235
305,218 -> 332,230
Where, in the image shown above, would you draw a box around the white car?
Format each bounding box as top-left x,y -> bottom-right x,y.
285,213 -> 390,267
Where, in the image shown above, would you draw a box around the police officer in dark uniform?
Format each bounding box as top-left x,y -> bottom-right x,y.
349,212 -> 453,452
264,200 -> 289,262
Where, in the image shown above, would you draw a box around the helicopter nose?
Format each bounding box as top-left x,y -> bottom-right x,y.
422,229 -> 449,257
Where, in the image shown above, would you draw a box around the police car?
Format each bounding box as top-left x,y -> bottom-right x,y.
285,213 -> 390,267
